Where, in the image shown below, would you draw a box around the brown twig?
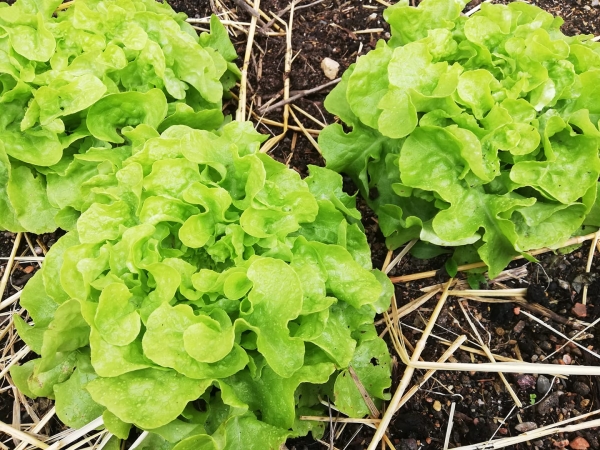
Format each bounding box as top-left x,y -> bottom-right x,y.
259,0 -> 301,32
259,77 -> 340,114
253,114 -> 321,135
348,366 -> 380,418
231,0 -> 267,26
513,298 -> 585,328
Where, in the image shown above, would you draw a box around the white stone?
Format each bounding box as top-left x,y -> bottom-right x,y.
321,57 -> 340,80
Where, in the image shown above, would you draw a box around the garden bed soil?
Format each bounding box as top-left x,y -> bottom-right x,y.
1,0 -> 600,449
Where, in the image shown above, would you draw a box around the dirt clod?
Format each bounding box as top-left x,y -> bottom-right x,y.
572,303 -> 588,318
571,437 -> 591,450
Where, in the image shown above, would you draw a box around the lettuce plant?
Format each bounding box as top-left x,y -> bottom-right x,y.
319,0 -> 600,277
0,0 -> 238,233
10,121 -> 393,449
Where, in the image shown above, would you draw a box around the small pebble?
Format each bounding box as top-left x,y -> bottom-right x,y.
514,320 -> 526,333
517,374 -> 536,390
537,375 -> 552,394
515,422 -> 538,432
433,400 -> 442,412
563,354 -> 572,365
537,391 -> 562,415
558,279 -> 570,290
570,437 -> 590,450
572,303 -> 587,318
321,57 -> 340,80
573,381 -> 590,396
540,341 -> 552,351
399,438 -> 418,450
581,399 -> 590,408
554,440 -> 570,448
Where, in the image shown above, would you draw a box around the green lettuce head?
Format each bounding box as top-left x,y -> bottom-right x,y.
11,122 -> 393,449
319,0 -> 600,278
0,0 -> 240,233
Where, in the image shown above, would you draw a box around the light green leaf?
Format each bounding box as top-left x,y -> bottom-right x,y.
238,258 -> 304,378
9,13 -> 55,61
90,327 -> 152,378
95,283 -> 141,346
40,300 -> 89,367
143,303 -> 248,379
456,69 -> 496,119
173,435 -> 218,450
35,74 -> 106,126
377,88 -> 418,139
103,410 -> 132,440
183,309 -> 235,363
42,232 -> 80,304
334,338 -> 391,417
309,242 -> 383,310
7,165 -> 58,233
222,414 -> 289,450
199,15 -> 238,62
77,201 -> 135,244
510,132 -> 600,205
86,369 -> 211,429
319,123 -> 390,195
54,356 -> 105,428
227,362 -> 335,429
347,43 -> 393,129
384,0 -> 467,46
87,89 -> 168,143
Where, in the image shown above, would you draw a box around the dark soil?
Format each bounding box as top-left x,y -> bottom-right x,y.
2,0 -> 600,449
